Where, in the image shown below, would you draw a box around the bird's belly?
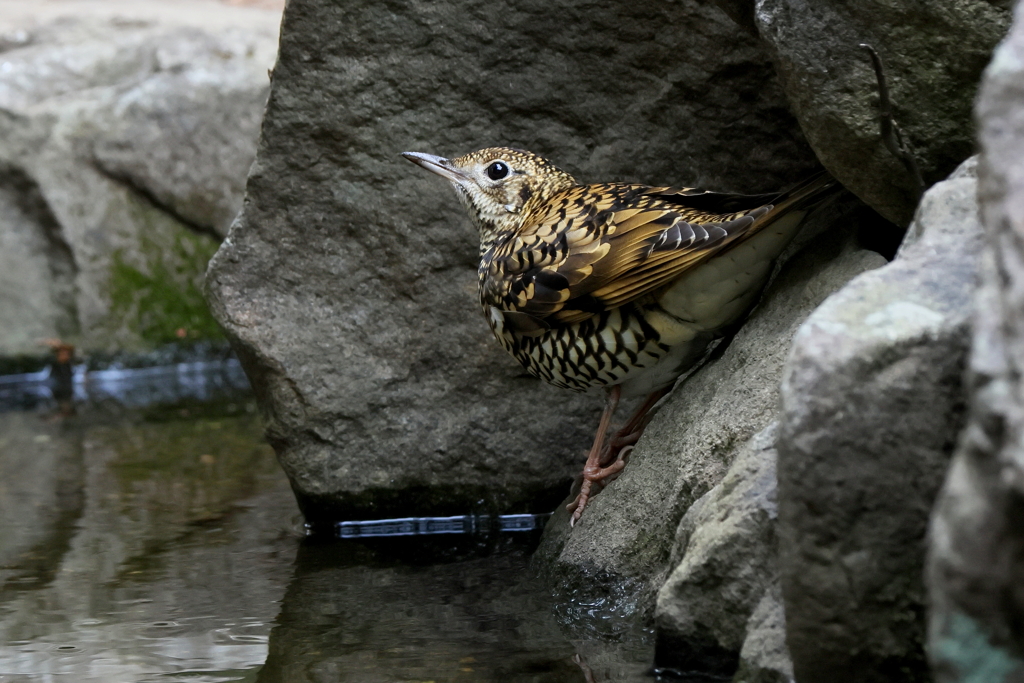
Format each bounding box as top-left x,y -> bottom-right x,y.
485,305 -> 709,395
617,334 -> 714,397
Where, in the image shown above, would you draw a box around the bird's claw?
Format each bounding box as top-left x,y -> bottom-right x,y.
566,451 -> 631,525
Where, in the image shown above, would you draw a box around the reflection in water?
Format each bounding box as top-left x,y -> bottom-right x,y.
0,362 -> 657,682
259,537 -> 654,683
0,358 -> 251,413
336,513 -> 551,538
0,401 -> 299,682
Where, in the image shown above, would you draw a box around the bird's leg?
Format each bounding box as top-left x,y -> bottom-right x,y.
598,387 -> 671,467
567,385 -> 622,526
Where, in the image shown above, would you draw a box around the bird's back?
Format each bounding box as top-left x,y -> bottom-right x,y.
477,174 -> 834,395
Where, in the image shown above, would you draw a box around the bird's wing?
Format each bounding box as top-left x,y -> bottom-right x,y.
481,175 -> 832,329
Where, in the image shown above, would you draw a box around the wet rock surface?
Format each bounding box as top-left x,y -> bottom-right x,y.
754,0 -> 1010,226
777,159 -> 983,682
928,4 -> 1024,681
205,0 -> 821,524
0,11 -> 277,356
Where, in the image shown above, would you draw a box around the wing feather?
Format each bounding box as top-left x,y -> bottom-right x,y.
481,174 -> 833,322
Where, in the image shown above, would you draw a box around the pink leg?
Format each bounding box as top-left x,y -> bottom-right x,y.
598,387 -> 671,466
567,386 -> 623,526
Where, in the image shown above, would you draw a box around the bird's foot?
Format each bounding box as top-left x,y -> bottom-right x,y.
566,445 -> 634,526
595,386 -> 669,468
598,430 -> 641,467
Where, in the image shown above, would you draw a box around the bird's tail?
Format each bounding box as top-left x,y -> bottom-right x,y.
758,170 -> 839,224
656,170 -> 839,333
709,169 -> 838,258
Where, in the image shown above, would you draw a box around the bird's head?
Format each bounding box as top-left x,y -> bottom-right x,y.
402,147 -> 578,237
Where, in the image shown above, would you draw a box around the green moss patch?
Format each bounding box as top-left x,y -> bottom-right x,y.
108,228 -> 224,346
105,410 -> 278,524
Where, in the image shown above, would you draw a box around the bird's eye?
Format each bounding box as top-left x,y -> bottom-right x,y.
486,161 -> 510,181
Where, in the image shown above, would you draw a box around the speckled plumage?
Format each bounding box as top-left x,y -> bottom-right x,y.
403,146 -> 834,523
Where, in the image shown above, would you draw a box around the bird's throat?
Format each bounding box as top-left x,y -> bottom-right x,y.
454,191 -> 516,252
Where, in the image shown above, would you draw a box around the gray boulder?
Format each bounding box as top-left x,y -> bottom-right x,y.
205,0 -> 821,524
734,583 -> 794,683
532,201 -> 886,665
0,13 -> 276,356
90,27 -> 274,239
777,158 -> 983,682
754,0 -> 1010,226
928,4 -> 1024,681
654,422 -> 784,677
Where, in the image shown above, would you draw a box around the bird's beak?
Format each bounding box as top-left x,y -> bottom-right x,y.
401,152 -> 468,184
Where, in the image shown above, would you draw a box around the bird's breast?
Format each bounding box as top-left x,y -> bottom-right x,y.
478,295 -> 709,395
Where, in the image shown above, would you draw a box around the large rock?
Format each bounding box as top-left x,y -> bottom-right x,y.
734,582 -> 793,683
777,159 -> 983,682
754,0 -> 1010,226
532,200 -> 886,668
205,0 -> 822,525
928,4 -> 1024,681
654,422 -> 785,678
90,28 -> 272,238
0,11 -> 277,356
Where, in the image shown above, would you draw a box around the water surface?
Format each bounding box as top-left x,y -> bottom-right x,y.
0,361 -> 655,682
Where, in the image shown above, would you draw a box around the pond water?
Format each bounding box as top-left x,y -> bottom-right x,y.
0,360 -> 658,682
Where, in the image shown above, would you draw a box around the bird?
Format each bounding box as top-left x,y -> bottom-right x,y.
402,147 -> 835,525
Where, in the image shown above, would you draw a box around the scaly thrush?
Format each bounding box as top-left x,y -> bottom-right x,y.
403,147 -> 834,525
